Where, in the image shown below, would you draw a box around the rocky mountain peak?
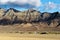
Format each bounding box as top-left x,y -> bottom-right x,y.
5,8 -> 20,13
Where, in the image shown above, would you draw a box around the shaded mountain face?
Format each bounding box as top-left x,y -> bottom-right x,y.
0,8 -> 60,28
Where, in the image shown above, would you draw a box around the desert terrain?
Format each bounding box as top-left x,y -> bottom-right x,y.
0,8 -> 60,40
0,33 -> 60,40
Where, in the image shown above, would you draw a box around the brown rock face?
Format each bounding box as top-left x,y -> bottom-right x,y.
3,9 -> 15,20
42,12 -> 51,19
0,8 -> 5,20
49,19 -> 59,27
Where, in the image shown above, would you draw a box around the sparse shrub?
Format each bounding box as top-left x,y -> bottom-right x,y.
40,32 -> 48,34
15,31 -> 19,33
36,32 -> 41,34
28,32 -> 34,34
20,32 -> 24,34
9,32 -> 13,33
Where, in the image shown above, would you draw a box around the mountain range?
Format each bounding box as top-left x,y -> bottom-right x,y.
0,8 -> 60,32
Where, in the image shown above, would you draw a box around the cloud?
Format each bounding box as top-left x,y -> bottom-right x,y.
46,2 -> 56,10
48,2 -> 56,9
38,1 -> 60,12
0,0 -> 8,4
0,0 -> 41,8
46,2 -> 60,11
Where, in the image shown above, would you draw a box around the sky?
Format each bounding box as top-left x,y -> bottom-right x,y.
0,0 -> 60,12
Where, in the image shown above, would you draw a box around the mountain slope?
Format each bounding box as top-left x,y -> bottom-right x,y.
0,8 -> 5,19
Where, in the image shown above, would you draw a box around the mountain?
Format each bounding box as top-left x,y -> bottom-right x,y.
0,8 -> 60,32
0,8 -> 60,24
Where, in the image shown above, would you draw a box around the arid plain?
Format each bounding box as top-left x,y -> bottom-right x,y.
0,33 -> 60,40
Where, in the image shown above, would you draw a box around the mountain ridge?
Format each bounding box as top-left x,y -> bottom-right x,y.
0,8 -> 60,31
0,8 -> 60,23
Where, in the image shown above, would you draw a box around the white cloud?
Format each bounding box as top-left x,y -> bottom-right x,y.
28,0 -> 41,7
48,2 -> 56,9
0,0 -> 41,7
0,0 -> 9,4
9,0 -> 16,2
14,0 -> 28,4
44,1 -> 57,10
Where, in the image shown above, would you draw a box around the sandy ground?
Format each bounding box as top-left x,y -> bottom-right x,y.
0,33 -> 60,40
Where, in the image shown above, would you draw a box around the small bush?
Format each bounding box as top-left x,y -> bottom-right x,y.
28,32 -> 34,34
40,32 -> 48,34
20,32 -> 24,34
15,31 -> 19,33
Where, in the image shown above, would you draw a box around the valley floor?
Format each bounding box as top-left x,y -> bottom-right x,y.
0,33 -> 60,40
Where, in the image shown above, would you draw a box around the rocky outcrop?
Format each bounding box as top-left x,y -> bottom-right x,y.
0,8 -> 5,19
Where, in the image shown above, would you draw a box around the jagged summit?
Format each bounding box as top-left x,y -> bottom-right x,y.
5,8 -> 20,13
28,9 -> 40,13
28,9 -> 37,12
